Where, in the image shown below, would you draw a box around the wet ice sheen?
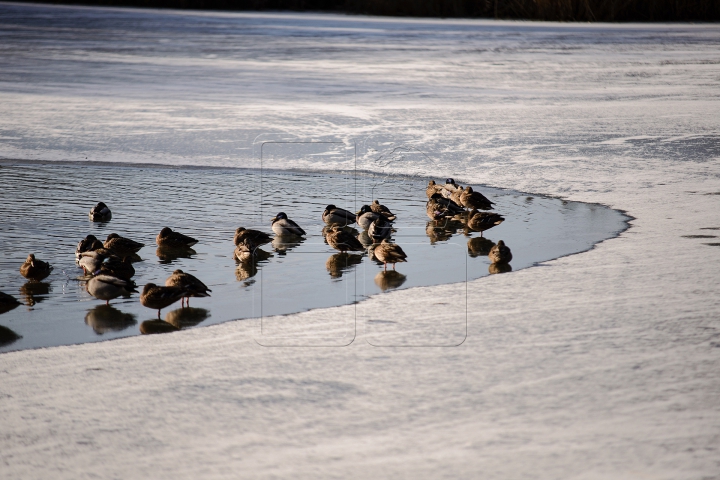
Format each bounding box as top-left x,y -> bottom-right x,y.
0,161 -> 627,352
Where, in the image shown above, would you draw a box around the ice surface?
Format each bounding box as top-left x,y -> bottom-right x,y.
0,3 -> 719,478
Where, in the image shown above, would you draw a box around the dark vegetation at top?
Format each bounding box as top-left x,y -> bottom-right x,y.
13,0 -> 720,21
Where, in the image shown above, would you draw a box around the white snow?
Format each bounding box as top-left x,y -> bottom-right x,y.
0,3 -> 719,478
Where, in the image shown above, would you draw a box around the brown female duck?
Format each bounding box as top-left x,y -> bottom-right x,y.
20,254 -> 53,280
370,200 -> 397,222
373,239 -> 408,271
460,186 -> 494,210
488,240 -> 512,264
466,209 -> 505,236
165,269 -> 211,307
233,227 -> 272,246
156,227 -> 198,249
326,226 -> 365,253
140,283 -> 187,318
89,202 -> 112,222
104,233 -> 145,255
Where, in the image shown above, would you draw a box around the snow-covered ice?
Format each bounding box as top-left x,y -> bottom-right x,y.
0,3 -> 719,478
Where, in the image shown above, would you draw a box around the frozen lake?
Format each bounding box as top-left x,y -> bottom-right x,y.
0,3 -> 718,478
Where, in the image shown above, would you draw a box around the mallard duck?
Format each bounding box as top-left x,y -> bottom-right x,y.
99,256 -> 135,280
140,283 -> 187,318
460,186 -> 494,210
233,227 -> 272,246
271,212 -> 306,236
426,180 -> 443,199
325,252 -> 363,279
19,254 -> 53,280
322,205 -> 356,226
139,319 -> 179,334
326,226 -> 365,253
156,227 -> 198,248
373,239 -> 407,271
84,305 -> 137,334
86,274 -> 138,305
75,235 -> 104,258
441,178 -> 461,199
467,209 -> 505,236
89,202 -> 112,222
356,205 -> 382,230
368,217 -> 392,243
370,200 -> 397,222
0,291 -> 22,315
77,251 -> 109,276
488,240 -> 512,264
374,270 -> 407,291
165,269 -> 211,307
103,233 -> 145,254
426,193 -> 464,220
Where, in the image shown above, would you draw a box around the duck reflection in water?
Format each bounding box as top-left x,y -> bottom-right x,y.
0,325 -> 22,347
156,246 -> 197,264
165,307 -> 210,329
374,270 -> 407,291
0,291 -> 22,315
19,281 -> 51,307
467,237 -> 496,258
489,263 -> 513,274
271,235 -> 305,256
139,319 -> 179,335
84,305 -> 137,335
235,260 -> 258,281
326,252 -> 363,279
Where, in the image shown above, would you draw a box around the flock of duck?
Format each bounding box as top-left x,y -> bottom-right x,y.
1,178 -> 514,326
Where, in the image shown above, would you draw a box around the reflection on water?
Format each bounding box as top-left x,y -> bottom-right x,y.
140,319 -> 179,334
374,270 -> 407,291
0,162 -> 628,352
0,325 -> 22,347
467,237 -> 496,257
85,305 -> 137,334
0,292 -> 22,315
326,253 -> 363,279
165,307 -> 210,329
489,263 -> 513,274
156,247 -> 196,264
19,281 -> 51,307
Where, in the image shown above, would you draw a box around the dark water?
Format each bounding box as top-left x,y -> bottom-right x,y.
0,160 -> 628,352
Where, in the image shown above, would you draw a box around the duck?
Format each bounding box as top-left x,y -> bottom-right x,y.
356,205 -> 383,230
0,291 -> 22,315
89,202 -> 112,222
156,227 -> 198,248
103,233 -> 145,255
322,205 -> 356,227
77,250 -> 109,276
140,283 -> 187,318
488,240 -> 512,264
460,186 -> 494,210
233,227 -> 272,246
466,209 -> 505,236
370,200 -> 397,222
426,180 -> 443,199
368,216 -> 392,243
99,256 -> 135,280
165,269 -> 211,307
86,274 -> 138,305
271,212 -> 306,236
325,226 -> 365,253
75,235 -> 104,258
19,254 -> 53,280
373,239 -> 408,271
426,193 -> 464,220
441,178 -> 461,199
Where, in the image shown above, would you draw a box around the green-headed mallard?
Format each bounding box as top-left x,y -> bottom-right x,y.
368,216 -> 392,243
326,226 -> 365,253
89,202 -> 112,222
370,200 -> 397,222
165,269 -> 211,307
104,233 -> 145,254
0,291 -> 22,315
20,254 -> 53,280
373,239 -> 407,271
426,180 -> 443,199
99,256 -> 135,280
75,234 -> 104,258
356,205 -> 383,230
441,178 -> 462,199
233,227 -> 272,246
156,227 -> 198,248
322,205 -> 356,227
271,212 -> 306,236
87,274 -> 138,305
488,240 -> 512,264
467,209 -> 505,236
460,186 -> 494,210
140,283 -> 187,318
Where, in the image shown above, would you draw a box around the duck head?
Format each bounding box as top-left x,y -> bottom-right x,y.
106,233 -> 120,242
142,283 -> 157,294
445,178 -> 455,185
272,212 -> 288,223
26,254 -> 35,267
159,227 -> 173,237
497,240 -> 505,247
173,269 -> 184,275
356,205 -> 372,215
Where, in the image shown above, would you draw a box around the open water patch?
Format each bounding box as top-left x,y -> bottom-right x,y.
0,160 -> 629,352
